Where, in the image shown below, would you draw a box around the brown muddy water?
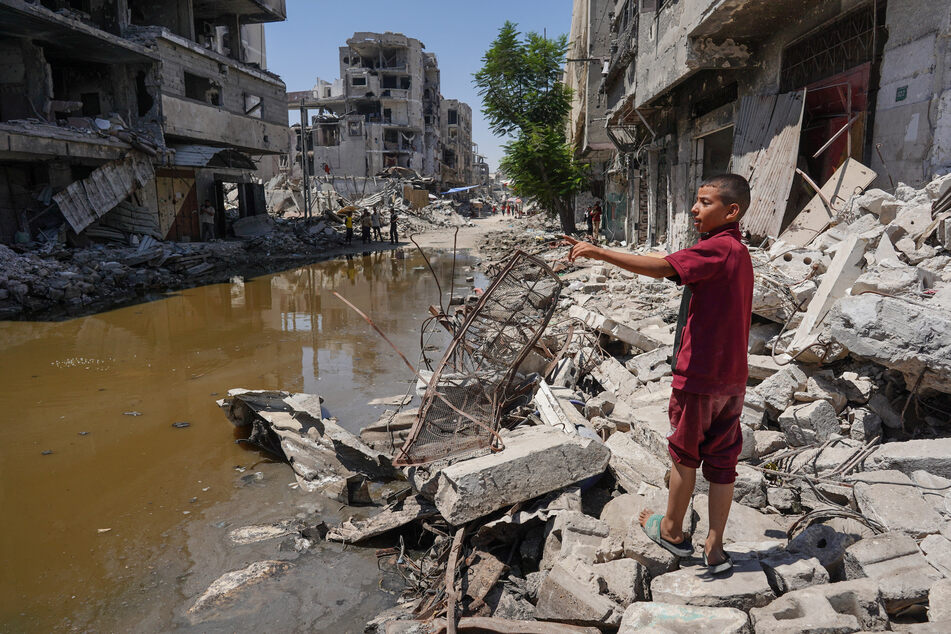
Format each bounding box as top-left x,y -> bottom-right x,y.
1,248 -> 483,632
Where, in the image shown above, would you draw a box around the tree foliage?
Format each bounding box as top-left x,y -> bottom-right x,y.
475,22 -> 586,232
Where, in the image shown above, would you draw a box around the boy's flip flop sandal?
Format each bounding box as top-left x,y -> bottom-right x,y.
642,513 -> 693,558
703,551 -> 734,574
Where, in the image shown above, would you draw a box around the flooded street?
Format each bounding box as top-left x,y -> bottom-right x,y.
1,248 -> 483,632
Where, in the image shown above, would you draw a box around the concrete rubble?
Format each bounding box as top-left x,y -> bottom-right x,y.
207,171 -> 951,632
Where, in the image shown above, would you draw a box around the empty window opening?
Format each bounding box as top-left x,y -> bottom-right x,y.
314,125 -> 340,146
351,76 -> 367,87
447,109 -> 458,125
184,72 -> 220,105
135,70 -> 154,117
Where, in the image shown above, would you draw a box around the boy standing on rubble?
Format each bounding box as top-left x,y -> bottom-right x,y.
564,174 -> 753,574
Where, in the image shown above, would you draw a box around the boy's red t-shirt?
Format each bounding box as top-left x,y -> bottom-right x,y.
663,222 -> 753,395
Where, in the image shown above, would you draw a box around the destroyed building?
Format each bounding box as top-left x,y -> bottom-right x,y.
0,0 -> 289,245
567,0 -> 951,250
285,32 -> 477,196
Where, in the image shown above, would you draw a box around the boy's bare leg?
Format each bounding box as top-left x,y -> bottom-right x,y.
638,462 -> 696,542
706,481 -> 734,565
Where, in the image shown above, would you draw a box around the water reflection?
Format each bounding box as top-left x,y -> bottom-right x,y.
0,249 -> 480,631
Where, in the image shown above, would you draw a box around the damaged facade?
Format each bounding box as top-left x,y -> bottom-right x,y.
286,32 -> 478,196
0,0 -> 289,245
567,0 -> 951,251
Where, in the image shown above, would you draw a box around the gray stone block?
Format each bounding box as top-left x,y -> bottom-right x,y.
619,602 -> 751,633
650,552 -> 775,611
760,551 -> 830,594
868,438 -> 951,479
851,470 -> 943,538
593,558 -> 649,607
929,578 -> 951,622
433,425 -> 610,525
787,524 -> 857,580
749,578 -> 887,633
604,431 -> 668,494
534,559 -> 623,627
843,531 -> 943,614
778,400 -> 840,446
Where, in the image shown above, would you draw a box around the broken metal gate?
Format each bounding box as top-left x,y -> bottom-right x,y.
394,251 -> 563,466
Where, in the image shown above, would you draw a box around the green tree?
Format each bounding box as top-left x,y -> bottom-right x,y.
475,22 -> 586,232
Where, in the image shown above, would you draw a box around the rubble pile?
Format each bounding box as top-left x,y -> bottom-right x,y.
0,214 -> 349,319
205,174 -> 951,632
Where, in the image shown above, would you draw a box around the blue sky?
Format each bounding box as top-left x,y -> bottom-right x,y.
265,0 -> 573,172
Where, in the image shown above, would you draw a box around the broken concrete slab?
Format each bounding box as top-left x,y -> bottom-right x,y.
843,531 -> 943,613
625,346 -> 672,383
650,552 -> 775,611
760,551 -> 830,595
326,494 -> 438,543
850,407 -> 883,442
535,380 -> 591,434
568,305 -> 664,351
867,438 -> 951,479
694,465 -> 766,508
187,560 -> 293,623
589,356 -> 641,402
920,534 -> 951,578
787,523 -> 859,580
929,578 -> 951,622
359,408 -> 417,455
766,487 -> 799,513
228,519 -> 303,546
747,354 -> 782,380
597,493 -> 686,578
851,470 -> 943,538
604,432 -> 668,495
534,559 -> 623,627
433,425 -> 610,525
753,430 -> 787,458
795,372 -> 848,413
625,402 -> 672,460
748,578 -> 887,633
541,511 -> 610,570
618,602 -> 751,634
913,470 -> 951,518
593,558 -> 650,606
219,390 -> 396,494
828,294 -> 951,394
852,259 -> 920,295
789,233 -> 867,356
778,400 -> 840,446
754,365 -> 808,416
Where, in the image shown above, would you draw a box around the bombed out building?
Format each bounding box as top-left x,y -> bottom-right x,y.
286,32 -> 477,196
567,0 -> 951,250
0,0 -> 288,245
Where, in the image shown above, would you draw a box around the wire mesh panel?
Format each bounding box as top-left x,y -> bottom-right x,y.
394,251 -> 563,466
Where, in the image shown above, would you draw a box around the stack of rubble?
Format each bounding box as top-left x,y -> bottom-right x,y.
204,173 -> 951,632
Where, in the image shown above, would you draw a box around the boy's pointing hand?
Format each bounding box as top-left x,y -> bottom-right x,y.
562,235 -> 601,263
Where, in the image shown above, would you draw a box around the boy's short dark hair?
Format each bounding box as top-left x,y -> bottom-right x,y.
700,173 -> 751,217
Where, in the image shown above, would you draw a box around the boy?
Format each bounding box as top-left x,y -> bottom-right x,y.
564,174 -> 753,573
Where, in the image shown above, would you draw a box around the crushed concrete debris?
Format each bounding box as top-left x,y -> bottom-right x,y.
205,172 -> 951,631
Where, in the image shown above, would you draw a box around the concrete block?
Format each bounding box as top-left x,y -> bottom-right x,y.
604,431 -> 668,494
853,259 -> 920,296
828,294 -> 951,394
433,425 -> 610,525
920,534 -> 951,578
754,430 -> 787,457
754,365 -> 808,416
541,511 -> 610,570
748,578 -> 887,633
787,524 -> 858,580
760,551 -> 830,594
694,465 -> 766,508
843,531 -> 943,613
739,423 -> 755,461
619,602 -> 751,634
851,470 -> 943,538
593,558 -> 649,606
928,578 -> 951,622
868,438 -> 951,479
795,371 -> 848,413
534,559 -> 623,627
650,552 -> 775,611
913,470 -> 951,518
625,346 -> 672,383
747,354 -> 782,380
850,408 -> 883,441
778,400 -> 840,446
626,403 -> 672,459
583,393 -> 614,420
748,321 -> 782,355
766,487 -> 799,513
838,371 -> 873,404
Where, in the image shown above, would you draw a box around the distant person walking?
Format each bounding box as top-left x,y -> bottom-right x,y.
200,200 -> 215,241
591,202 -> 602,244
389,208 -> 399,244
585,206 -> 594,237
360,210 -> 372,244
344,212 -> 353,244
371,207 -> 383,241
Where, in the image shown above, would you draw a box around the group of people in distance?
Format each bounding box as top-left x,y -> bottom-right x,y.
343,205 -> 399,246
490,201 -> 522,216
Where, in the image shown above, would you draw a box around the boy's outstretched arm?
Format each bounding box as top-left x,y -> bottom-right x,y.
562,235 -> 675,279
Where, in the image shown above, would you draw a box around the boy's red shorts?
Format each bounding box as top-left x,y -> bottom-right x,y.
666,387 -> 744,484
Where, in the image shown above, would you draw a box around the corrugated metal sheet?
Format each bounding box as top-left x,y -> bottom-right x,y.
171,145 -> 256,170
54,152 -> 155,234
732,91 -> 805,239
